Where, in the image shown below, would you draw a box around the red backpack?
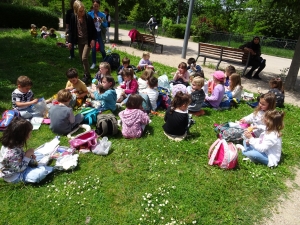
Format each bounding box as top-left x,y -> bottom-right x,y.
208,136 -> 238,169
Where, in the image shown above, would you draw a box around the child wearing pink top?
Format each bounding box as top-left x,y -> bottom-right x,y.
119,94 -> 150,138
117,68 -> 138,103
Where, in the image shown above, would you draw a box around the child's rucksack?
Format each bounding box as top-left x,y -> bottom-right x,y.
156,87 -> 171,109
214,122 -> 244,144
95,114 -> 118,137
0,109 -> 19,131
80,107 -> 100,125
219,91 -> 233,109
103,53 -> 120,70
208,136 -> 238,169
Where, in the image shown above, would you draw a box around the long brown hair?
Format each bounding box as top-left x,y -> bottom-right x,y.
229,73 -> 242,91
170,91 -> 191,113
0,117 -> 33,149
269,78 -> 284,93
264,110 -> 285,136
254,92 -> 276,115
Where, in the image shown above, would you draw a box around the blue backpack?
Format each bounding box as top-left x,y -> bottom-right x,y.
219,91 -> 233,109
80,107 -> 100,125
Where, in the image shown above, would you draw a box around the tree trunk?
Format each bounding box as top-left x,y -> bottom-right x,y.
113,0 -> 119,41
285,35 -> 300,91
62,0 -> 65,29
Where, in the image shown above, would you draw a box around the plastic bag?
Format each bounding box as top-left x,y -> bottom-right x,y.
54,154 -> 79,170
92,137 -> 111,155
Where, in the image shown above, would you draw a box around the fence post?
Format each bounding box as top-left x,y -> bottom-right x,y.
228,33 -> 232,46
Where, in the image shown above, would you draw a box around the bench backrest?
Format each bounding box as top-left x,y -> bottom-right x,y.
139,34 -> 155,43
199,42 -> 250,65
199,42 -> 222,58
222,46 -> 250,65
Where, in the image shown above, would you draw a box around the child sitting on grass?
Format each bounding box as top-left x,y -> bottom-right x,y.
90,75 -> 117,112
137,51 -> 153,71
138,69 -> 154,93
12,76 -> 40,119
65,68 -> 88,108
202,71 -> 225,109
94,62 -> 111,84
225,73 -> 243,102
49,89 -> 83,135
163,91 -> 192,141
224,65 -> 236,87
117,57 -> 133,84
170,62 -> 190,86
117,68 -> 138,104
187,57 -> 202,76
258,78 -> 285,108
241,110 -> 284,167
119,94 -> 150,139
141,76 -> 159,112
0,117 -> 53,183
188,77 -> 206,116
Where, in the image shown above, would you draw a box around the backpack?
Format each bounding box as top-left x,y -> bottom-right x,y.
103,53 -> 120,70
214,122 -> 244,144
95,114 -> 118,137
80,107 -> 100,125
69,130 -> 98,150
0,109 -> 20,131
156,87 -> 171,109
219,91 -> 233,109
208,137 -> 238,169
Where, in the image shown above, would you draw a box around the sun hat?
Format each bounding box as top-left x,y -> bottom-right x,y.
213,71 -> 225,81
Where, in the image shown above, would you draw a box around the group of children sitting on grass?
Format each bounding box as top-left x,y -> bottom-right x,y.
0,52 -> 286,183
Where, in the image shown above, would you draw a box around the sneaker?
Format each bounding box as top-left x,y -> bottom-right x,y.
243,157 -> 250,161
68,56 -> 74,59
90,63 -> 96,69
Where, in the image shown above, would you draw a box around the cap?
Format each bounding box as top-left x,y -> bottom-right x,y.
213,71 -> 225,81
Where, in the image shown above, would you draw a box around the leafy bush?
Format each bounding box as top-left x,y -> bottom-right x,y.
193,16 -> 214,42
0,3 -> 59,30
162,17 -> 172,30
166,24 -> 186,39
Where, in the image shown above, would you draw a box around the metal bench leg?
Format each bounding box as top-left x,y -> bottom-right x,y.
203,57 -> 206,65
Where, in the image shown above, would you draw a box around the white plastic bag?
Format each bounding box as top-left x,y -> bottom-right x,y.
55,154 -> 79,170
92,137 -> 111,155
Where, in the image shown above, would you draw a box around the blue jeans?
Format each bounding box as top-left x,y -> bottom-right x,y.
117,74 -> 123,84
242,140 -> 269,165
11,166 -> 53,183
92,32 -> 106,64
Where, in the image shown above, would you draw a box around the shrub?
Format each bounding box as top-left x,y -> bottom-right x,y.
0,3 -> 59,30
166,24 -> 186,39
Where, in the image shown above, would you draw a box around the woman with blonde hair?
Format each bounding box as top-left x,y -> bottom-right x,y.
68,0 -> 97,85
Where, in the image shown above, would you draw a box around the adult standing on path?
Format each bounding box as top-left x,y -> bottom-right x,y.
88,0 -> 107,69
68,0 -> 96,85
240,36 -> 266,80
65,0 -> 76,59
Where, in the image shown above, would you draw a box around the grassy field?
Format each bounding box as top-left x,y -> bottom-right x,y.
0,29 -> 300,225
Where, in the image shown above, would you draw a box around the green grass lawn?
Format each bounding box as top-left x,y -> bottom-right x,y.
1,29 -> 300,225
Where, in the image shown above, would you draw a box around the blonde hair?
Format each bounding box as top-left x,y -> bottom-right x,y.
99,62 -> 111,75
192,77 -> 204,88
229,73 -> 242,91
142,51 -> 150,58
73,0 -> 85,15
57,89 -> 72,103
264,110 -> 285,137
40,26 -> 47,32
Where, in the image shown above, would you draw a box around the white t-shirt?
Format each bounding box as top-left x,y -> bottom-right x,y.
142,88 -> 159,111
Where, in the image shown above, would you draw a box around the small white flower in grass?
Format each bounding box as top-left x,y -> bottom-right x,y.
57,204 -> 60,206
140,218 -> 143,221
165,200 -> 169,204
161,217 -> 164,220
192,220 -> 197,224
69,197 -> 72,199
151,204 -> 154,207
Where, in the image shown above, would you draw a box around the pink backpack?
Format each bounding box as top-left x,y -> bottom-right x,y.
69,130 -> 98,150
208,137 -> 238,169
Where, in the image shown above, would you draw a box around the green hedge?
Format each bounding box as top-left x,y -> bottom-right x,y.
0,3 -> 59,30
165,24 -> 197,39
